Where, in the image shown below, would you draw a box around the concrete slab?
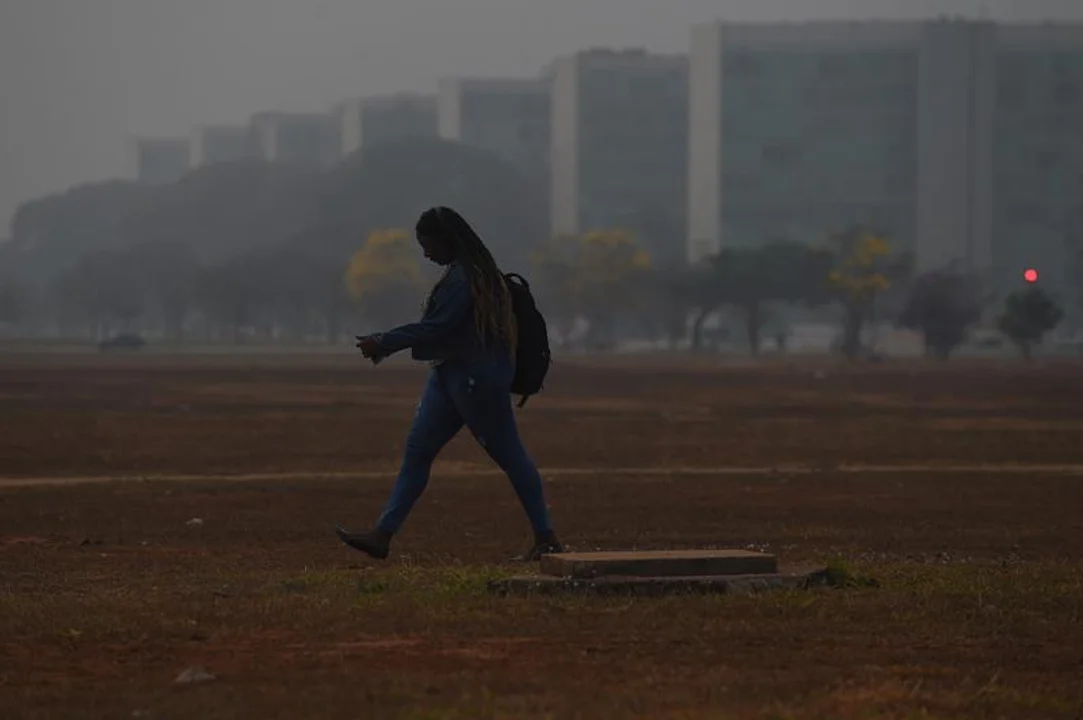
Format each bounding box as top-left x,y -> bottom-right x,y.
539,549 -> 777,579
490,568 -> 828,597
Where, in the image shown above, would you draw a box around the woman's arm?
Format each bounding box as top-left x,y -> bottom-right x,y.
373,268 -> 471,355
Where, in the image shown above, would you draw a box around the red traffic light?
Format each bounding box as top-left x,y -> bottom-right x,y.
1023,268 -> 1039,283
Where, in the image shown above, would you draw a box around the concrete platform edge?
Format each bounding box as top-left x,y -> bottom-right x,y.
488,567 -> 830,597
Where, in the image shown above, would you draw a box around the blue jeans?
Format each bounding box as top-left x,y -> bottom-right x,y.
376,356 -> 553,536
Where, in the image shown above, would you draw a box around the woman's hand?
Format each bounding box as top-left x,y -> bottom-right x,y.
355,335 -> 385,360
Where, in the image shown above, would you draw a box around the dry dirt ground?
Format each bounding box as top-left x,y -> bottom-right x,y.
1,352 -> 1082,719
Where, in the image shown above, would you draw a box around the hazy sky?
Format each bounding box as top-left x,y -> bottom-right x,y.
2,0 -> 1081,234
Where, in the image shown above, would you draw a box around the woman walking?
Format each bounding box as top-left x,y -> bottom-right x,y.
337,206 -> 564,561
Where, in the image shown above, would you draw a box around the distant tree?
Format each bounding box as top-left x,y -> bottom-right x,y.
639,265 -> 701,350
7,138 -> 557,343
575,229 -> 652,349
123,159 -> 322,263
826,228 -> 910,361
125,242 -> 202,342
998,286 -> 1064,361
897,266 -> 984,360
255,244 -> 354,344
530,234 -> 582,348
197,254 -> 265,343
531,229 -> 652,350
318,261 -> 355,345
684,261 -> 723,352
285,242 -> 354,345
708,241 -> 834,355
345,229 -> 427,330
9,181 -> 155,284
54,249 -> 148,338
321,137 -> 545,268
688,241 -> 833,354
0,283 -> 21,326
251,246 -> 311,342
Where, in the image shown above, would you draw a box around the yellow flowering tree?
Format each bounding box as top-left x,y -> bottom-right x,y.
530,233 -> 581,347
532,228 -> 652,349
344,229 -> 426,328
577,229 -> 652,348
826,228 -> 906,360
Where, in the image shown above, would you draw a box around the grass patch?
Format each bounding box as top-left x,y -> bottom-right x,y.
823,558 -> 881,589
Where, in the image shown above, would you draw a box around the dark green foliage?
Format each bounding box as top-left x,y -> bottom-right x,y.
692,241 -> 835,354
898,267 -> 984,359
124,159 -> 321,263
319,137 -> 543,268
997,287 -> 1064,360
5,138 -> 543,342
0,282 -> 20,325
9,181 -> 156,284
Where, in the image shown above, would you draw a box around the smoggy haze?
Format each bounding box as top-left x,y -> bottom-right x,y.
2,0 -> 1082,233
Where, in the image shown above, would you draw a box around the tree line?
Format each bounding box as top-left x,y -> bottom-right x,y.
0,136 -> 1066,359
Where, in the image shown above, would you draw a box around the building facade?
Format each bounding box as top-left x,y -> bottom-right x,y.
131,137 -> 190,185
190,125 -> 253,167
550,49 -> 689,266
688,19 -> 1083,304
990,24 -> 1083,309
689,22 -> 922,264
338,94 -> 438,156
249,112 -> 340,167
438,77 -> 551,176
439,76 -> 552,232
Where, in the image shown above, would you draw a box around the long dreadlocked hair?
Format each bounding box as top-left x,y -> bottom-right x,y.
417,206 -> 517,353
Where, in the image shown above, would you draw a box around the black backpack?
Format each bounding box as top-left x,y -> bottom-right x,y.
503,272 -> 551,408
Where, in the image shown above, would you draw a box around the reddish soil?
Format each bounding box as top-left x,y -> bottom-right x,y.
1,353 -> 1082,719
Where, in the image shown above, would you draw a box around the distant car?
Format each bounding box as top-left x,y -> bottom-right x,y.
98,333 -> 146,352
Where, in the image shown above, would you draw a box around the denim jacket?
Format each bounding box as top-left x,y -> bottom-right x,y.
373,263 -> 503,365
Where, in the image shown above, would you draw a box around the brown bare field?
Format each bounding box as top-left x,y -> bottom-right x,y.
2,352 -> 1083,719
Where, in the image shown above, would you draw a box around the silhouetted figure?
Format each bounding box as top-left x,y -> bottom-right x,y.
337,206 -> 563,561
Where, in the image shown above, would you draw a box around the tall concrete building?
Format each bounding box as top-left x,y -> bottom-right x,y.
131,136 -> 190,185
990,24 -> 1083,306
550,49 -> 689,266
689,22 -> 923,264
190,125 -> 253,167
439,76 -> 552,233
688,19 -> 1083,301
338,94 -> 438,156
249,112 -> 340,167
438,77 -> 551,177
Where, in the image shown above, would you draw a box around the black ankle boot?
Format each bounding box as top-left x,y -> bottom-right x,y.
513,531 -> 565,562
334,526 -> 392,560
